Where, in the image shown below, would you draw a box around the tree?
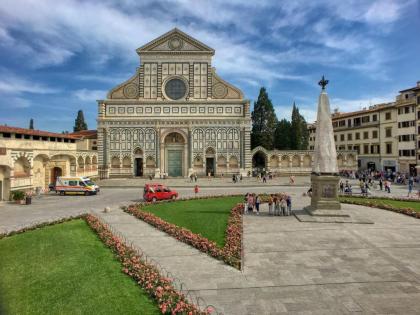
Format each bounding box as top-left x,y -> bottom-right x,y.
251,87 -> 278,149
29,118 -> 34,130
274,119 -> 291,149
290,102 -> 309,150
73,110 -> 88,132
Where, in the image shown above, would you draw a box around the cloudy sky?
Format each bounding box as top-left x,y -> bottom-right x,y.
0,0 -> 419,131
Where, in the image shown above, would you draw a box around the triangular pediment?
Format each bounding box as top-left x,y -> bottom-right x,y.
136,28 -> 215,55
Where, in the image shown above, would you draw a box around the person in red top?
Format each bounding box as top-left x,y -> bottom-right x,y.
194,185 -> 199,197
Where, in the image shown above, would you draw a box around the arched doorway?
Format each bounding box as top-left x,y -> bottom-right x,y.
133,148 -> 143,177
51,167 -> 62,184
164,132 -> 185,177
252,151 -> 266,175
205,147 -> 215,176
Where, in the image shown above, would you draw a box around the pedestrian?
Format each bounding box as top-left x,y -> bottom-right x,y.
232,174 -> 236,183
247,193 -> 254,214
263,175 -> 267,183
274,195 -> 280,216
408,177 -> 414,197
280,197 -> 287,216
195,174 -> 198,182
268,194 -> 274,215
339,181 -> 344,193
286,195 -> 292,215
194,184 -> 199,197
244,193 -> 249,214
379,178 -> 383,191
255,194 -> 260,215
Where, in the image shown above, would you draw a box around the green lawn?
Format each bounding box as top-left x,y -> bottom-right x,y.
0,220 -> 159,315
142,196 -> 243,247
340,196 -> 420,213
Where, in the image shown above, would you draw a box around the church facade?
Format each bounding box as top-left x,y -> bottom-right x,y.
97,29 -> 252,178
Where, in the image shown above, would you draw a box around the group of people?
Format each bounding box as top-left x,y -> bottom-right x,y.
244,193 -> 292,216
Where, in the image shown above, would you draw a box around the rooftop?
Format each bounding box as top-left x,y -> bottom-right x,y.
69,130 -> 97,139
0,125 -> 79,140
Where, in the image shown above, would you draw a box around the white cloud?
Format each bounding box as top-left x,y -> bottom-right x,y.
0,73 -> 58,94
74,89 -> 107,101
331,94 -> 395,113
1,96 -> 31,108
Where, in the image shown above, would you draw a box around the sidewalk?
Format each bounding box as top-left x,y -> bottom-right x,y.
98,176 -> 311,188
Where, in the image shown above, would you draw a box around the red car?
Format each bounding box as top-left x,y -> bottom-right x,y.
143,184 -> 178,202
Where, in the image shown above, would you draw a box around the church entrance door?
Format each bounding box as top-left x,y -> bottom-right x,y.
206,158 -> 215,176
135,158 -> 143,176
168,150 -> 182,177
51,167 -> 62,184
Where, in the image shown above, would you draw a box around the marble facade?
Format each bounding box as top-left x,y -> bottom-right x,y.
97,28 -> 252,178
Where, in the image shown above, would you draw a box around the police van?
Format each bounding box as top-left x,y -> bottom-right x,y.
55,176 -> 99,196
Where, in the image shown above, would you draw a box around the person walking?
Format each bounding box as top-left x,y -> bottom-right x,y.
194,185 -> 199,197
247,193 -> 254,214
244,193 -> 249,214
339,181 -> 344,194
379,178 -> 383,191
286,195 -> 292,216
408,176 -> 414,197
268,194 -> 274,216
255,194 -> 260,215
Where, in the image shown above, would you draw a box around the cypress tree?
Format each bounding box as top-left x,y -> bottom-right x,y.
29,118 -> 34,130
274,119 -> 292,149
290,102 -> 309,150
251,87 -> 278,149
73,110 -> 88,132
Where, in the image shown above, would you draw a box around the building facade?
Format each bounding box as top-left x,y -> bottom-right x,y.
97,29 -> 252,178
0,126 -> 98,201
308,81 -> 420,175
251,146 -> 357,175
396,83 -> 420,174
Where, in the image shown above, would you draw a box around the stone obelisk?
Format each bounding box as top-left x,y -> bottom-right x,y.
307,76 -> 343,216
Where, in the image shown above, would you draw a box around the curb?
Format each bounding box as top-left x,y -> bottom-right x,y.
99,184 -> 309,189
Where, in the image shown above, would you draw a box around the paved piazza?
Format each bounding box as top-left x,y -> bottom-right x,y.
1,179 -> 419,314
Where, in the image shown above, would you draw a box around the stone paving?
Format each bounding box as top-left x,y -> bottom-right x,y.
1,182 -> 420,314
97,195 -> 420,314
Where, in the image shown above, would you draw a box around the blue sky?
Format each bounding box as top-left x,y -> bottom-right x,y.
0,0 -> 419,132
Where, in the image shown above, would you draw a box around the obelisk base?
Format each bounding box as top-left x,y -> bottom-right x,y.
306,173 -> 347,217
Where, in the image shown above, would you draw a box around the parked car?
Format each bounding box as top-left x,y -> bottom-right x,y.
143,183 -> 178,202
55,176 -> 100,196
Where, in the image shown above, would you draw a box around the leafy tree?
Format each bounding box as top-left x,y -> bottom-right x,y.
73,110 -> 88,132
274,119 -> 291,149
290,102 -> 309,150
29,118 -> 34,130
251,87 -> 278,149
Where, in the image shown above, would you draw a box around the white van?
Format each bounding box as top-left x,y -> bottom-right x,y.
55,176 -> 99,196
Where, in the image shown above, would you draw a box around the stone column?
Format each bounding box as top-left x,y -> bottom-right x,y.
187,129 -> 194,177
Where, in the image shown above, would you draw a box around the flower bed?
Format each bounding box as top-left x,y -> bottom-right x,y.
340,197 -> 420,219
85,215 -> 208,314
124,196 -> 243,269
1,215 -> 209,315
340,194 -> 420,203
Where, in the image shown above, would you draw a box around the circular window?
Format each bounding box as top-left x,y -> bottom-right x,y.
165,78 -> 187,100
